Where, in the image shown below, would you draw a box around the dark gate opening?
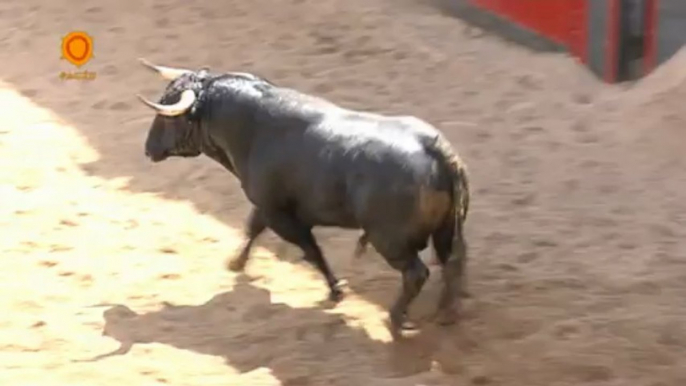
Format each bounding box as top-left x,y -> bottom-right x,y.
617,0 -> 647,81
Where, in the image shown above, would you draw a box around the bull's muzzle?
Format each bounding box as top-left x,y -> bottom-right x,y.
145,148 -> 168,162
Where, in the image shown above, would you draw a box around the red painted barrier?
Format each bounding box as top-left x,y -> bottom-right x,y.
468,0 -> 588,60
566,0 -> 589,62
643,0 -> 658,74
464,0 -> 685,82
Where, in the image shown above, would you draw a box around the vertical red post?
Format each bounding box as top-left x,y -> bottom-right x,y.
643,0 -> 658,75
605,0 -> 621,82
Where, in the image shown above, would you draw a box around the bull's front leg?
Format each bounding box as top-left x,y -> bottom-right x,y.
261,210 -> 345,302
226,207 -> 266,272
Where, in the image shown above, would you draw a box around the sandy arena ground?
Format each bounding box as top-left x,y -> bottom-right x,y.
1,0 -> 686,385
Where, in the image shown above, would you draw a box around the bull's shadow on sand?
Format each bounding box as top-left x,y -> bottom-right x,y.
83,276 -> 473,383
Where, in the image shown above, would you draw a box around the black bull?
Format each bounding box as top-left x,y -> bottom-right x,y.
135,59 -> 471,338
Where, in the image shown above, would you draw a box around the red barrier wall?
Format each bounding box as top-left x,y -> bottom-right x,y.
464,0 -> 684,82
643,0 -> 658,74
468,0 -> 588,61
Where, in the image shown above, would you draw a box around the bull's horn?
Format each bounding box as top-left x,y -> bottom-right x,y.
138,58 -> 191,81
228,71 -> 257,78
136,89 -> 197,117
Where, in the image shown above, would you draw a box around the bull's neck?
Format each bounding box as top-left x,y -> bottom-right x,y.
198,80 -> 273,180
201,115 -> 253,181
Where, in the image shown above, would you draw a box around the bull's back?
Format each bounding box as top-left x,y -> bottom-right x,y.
252,109 -> 452,238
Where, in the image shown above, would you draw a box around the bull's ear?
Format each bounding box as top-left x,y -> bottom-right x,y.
198,67 -> 211,78
189,90 -> 204,117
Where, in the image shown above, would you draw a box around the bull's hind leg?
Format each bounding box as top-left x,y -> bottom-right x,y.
432,218 -> 468,326
375,240 -> 430,339
263,211 -> 344,302
353,232 -> 369,259
393,255 -> 429,338
227,207 -> 266,272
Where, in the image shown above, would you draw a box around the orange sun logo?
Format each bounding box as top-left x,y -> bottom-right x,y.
61,31 -> 94,67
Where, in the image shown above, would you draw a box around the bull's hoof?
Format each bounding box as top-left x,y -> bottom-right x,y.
388,317 -> 403,340
389,325 -> 402,340
226,257 -> 247,272
328,280 -> 348,303
435,306 -> 458,326
400,320 -> 419,331
388,319 -> 420,340
388,310 -> 421,340
329,288 -> 344,303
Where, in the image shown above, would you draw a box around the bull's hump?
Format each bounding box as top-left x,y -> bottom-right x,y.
326,124 -> 424,154
321,113 -> 430,154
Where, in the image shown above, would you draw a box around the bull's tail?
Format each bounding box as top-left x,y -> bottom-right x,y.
423,132 -> 469,235
422,132 -> 471,315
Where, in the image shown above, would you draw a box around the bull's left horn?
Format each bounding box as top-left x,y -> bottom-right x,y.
138,58 -> 191,81
136,89 -> 197,117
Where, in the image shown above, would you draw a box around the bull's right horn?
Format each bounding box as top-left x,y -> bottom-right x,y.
138,58 -> 191,81
136,89 -> 197,117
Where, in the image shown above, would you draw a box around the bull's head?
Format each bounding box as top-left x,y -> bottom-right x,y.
137,58 -> 205,162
